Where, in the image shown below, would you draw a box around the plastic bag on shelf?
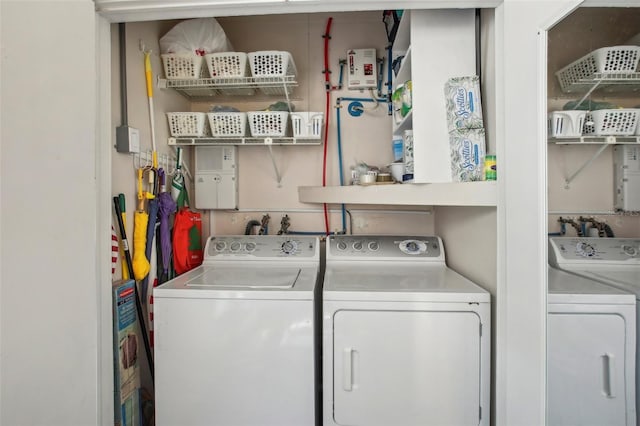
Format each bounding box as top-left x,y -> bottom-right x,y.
160,18 -> 233,55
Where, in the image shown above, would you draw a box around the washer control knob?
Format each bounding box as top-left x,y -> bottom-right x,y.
368,241 -> 380,251
336,241 -> 348,251
244,242 -> 256,253
622,245 -> 638,257
353,241 -> 363,251
576,242 -> 595,257
215,241 -> 227,252
229,241 -> 242,252
281,240 -> 297,255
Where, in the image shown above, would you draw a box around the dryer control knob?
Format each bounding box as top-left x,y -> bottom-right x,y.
336,241 -> 348,251
215,241 -> 227,252
368,241 -> 380,251
352,241 -> 363,251
230,241 -> 241,252
281,240 -> 297,255
244,242 -> 256,253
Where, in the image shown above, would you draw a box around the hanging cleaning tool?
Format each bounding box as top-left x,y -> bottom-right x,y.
118,193 -> 130,280
144,50 -> 158,170
114,195 -> 154,382
157,168 -> 177,283
132,167 -> 154,281
171,147 -> 188,208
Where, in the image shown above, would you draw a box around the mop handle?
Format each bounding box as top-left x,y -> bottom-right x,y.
144,51 -> 158,169
113,196 -> 155,382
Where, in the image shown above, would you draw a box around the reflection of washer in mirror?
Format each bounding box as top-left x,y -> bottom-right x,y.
399,239 -> 427,255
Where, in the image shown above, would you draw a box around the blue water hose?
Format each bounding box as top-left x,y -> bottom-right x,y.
336,103 -> 347,232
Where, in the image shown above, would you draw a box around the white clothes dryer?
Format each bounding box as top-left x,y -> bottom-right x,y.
154,235 -> 321,426
323,235 -> 491,426
548,265 -> 636,426
550,236 -> 640,425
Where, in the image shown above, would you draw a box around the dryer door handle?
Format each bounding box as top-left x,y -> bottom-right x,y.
343,347 -> 354,391
602,353 -> 616,398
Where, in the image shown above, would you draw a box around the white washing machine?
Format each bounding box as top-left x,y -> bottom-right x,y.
323,235 -> 491,426
547,265 -> 637,426
154,235 -> 321,426
549,236 -> 640,426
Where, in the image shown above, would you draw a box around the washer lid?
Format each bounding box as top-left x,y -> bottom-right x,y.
548,266 -> 635,305
154,265 -> 318,299
186,268 -> 300,289
323,264 -> 489,302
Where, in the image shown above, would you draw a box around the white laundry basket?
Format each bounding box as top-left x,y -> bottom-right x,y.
556,46 -> 640,91
248,51 -> 297,77
207,112 -> 247,137
247,111 -> 289,137
583,109 -> 640,136
161,53 -> 205,79
204,52 -> 249,78
166,112 -> 208,137
548,110 -> 587,138
291,112 -> 324,139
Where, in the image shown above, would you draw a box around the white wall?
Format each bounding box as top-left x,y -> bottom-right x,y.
112,12 -> 436,240
0,1 -> 102,425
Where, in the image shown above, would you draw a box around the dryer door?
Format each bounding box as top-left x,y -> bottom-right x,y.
548,312 -> 628,426
332,309 -> 482,426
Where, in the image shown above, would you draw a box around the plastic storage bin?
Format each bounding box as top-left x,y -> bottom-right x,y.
548,110 -> 587,138
161,53 -> 205,79
204,52 -> 249,78
248,51 -> 297,77
207,112 -> 247,137
247,111 -> 289,137
291,112 -> 323,139
583,109 -> 640,136
166,112 -> 208,137
556,46 -> 640,92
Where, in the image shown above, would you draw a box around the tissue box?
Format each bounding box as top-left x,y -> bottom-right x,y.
445,76 -> 484,133
449,128 -> 486,182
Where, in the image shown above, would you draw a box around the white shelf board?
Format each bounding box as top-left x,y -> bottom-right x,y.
298,181 -> 497,207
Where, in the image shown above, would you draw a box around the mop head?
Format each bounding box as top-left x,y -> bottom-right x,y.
133,211 -> 151,281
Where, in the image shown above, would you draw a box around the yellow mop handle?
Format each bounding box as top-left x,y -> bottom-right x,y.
144,51 -> 153,99
144,51 -> 158,169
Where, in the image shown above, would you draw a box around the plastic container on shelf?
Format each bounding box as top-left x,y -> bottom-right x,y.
548,110 -> 587,138
248,51 -> 297,78
207,112 -> 247,137
583,109 -> 640,136
291,112 -> 323,139
204,52 -> 250,78
556,46 -> 640,91
247,111 -> 289,137
161,53 -> 206,79
166,112 -> 208,137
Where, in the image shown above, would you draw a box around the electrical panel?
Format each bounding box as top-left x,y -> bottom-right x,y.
347,48 -> 378,90
614,145 -> 640,211
194,146 -> 238,210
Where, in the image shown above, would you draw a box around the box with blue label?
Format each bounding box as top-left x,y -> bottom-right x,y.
113,279 -> 142,426
449,128 -> 486,182
444,75 -> 484,133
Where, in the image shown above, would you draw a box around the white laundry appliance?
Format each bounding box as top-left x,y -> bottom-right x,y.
549,237 -> 640,426
547,265 -> 637,426
322,235 -> 491,426
154,235 -> 321,426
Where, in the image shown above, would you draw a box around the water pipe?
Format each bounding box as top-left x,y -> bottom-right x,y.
321,17 -> 334,235
386,44 -> 393,116
335,103 -> 347,233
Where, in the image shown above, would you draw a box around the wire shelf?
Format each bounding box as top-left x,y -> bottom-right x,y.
168,136 -> 321,146
559,72 -> 640,94
159,75 -> 298,99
